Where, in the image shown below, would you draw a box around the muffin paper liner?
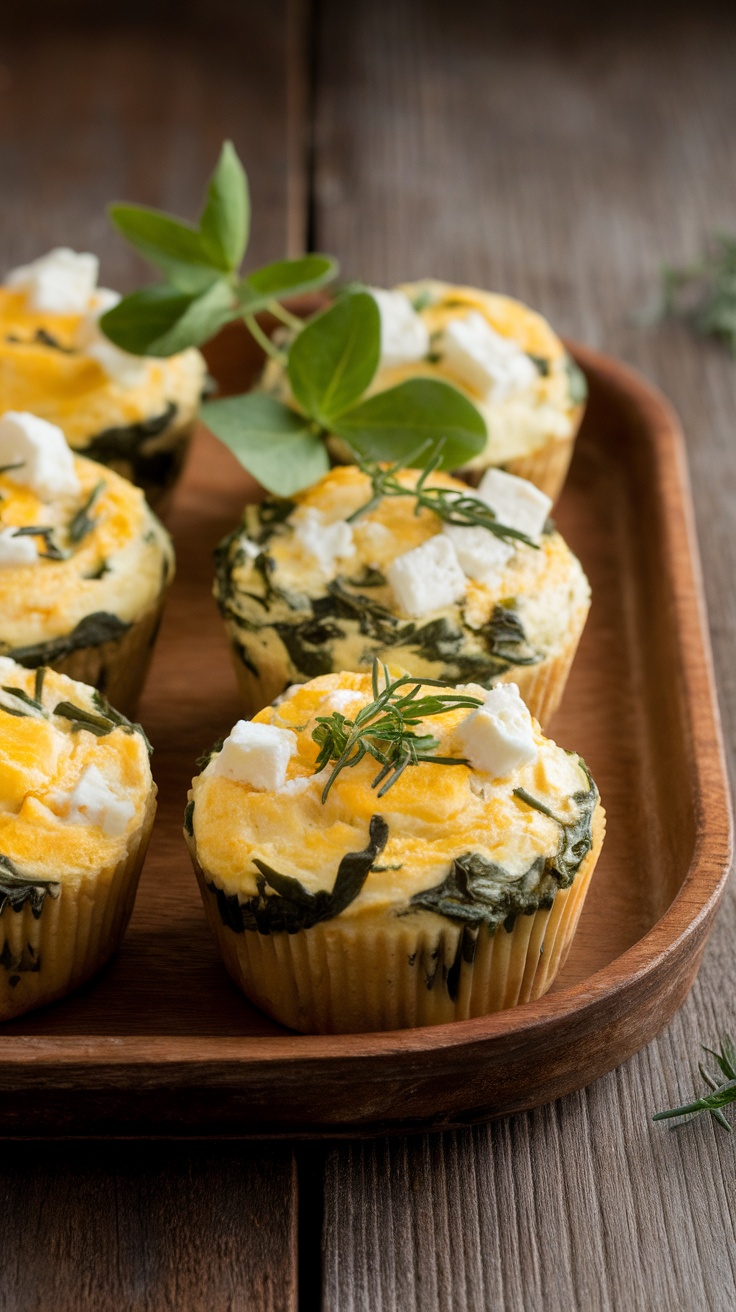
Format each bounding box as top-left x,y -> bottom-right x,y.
41,595 -> 167,718
190,805 -> 605,1034
0,791 -> 156,1022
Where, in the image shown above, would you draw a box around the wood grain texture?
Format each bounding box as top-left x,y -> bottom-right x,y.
0,1142 -> 297,1312
313,0 -> 736,1307
0,3 -> 302,1306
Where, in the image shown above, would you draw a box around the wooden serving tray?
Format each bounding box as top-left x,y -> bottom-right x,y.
0,342 -> 730,1137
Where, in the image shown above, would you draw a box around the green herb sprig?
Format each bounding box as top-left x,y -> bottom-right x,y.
312,660 -> 482,802
102,142 -> 487,496
653,1034 -> 736,1132
643,233 -> 736,354
347,443 -> 537,549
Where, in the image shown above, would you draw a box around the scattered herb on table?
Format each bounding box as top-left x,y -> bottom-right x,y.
643,233 -> 736,354
653,1034 -> 736,1132
102,141 -> 487,495
311,659 -> 482,802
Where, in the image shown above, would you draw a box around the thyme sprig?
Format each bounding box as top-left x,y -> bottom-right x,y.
653,1034 -> 736,1132
312,659 -> 482,802
347,443 -> 537,549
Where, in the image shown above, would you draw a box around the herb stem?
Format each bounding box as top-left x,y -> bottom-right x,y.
243,314 -> 288,364
267,301 -> 304,333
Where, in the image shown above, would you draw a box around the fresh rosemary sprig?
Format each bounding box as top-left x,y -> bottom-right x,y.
11,524 -> 68,561
68,480 -> 105,545
653,1034 -> 736,1132
312,659 -> 482,802
346,444 -> 537,549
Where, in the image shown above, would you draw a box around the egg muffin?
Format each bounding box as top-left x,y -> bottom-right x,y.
259,280 -> 587,500
0,248 -> 206,509
0,658 -> 155,1020
0,410 -> 174,714
186,668 -> 604,1033
214,463 -> 589,727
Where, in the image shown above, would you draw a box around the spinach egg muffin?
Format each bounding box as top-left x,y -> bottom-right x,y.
0,658 -> 155,1020
260,280 -> 587,500
215,463 -> 589,727
0,248 -> 206,508
0,410 -> 174,714
186,668 -> 604,1033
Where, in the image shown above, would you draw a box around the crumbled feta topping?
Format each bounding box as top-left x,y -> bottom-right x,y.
210,720 -> 297,791
441,312 -> 537,401
0,527 -> 39,568
0,411 -> 80,500
317,689 -> 363,717
76,287 -> 151,387
476,467 -> 552,542
369,288 -> 430,368
292,508 -> 355,576
455,683 -> 537,778
61,764 -> 136,837
387,533 -> 466,618
442,523 -> 513,585
5,248 -> 99,314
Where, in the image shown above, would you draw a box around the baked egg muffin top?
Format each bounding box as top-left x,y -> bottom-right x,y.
0,659 -> 154,885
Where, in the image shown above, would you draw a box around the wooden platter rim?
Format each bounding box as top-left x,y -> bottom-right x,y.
0,343 -> 730,1078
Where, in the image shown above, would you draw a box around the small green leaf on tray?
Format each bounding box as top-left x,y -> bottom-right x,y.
333,377 -> 487,470
201,392 -> 330,495
287,292 -> 381,425
199,140 -> 250,273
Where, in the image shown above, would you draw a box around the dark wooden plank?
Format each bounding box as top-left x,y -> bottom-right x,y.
0,1142 -> 297,1312
314,2 -> 736,1307
0,4 -> 302,1307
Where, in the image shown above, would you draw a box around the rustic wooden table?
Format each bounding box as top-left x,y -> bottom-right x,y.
1,1 -> 735,1307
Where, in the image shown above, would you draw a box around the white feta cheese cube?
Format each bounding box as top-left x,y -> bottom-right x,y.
387,533 -> 466,618
455,683 -> 537,778
0,527 -> 38,567
442,523 -> 513,585
441,312 -> 537,401
293,508 -> 355,576
0,411 -> 80,501
211,720 -> 297,791
76,288 -> 152,387
5,248 -> 99,314
476,467 -> 552,542
63,764 -> 136,836
369,288 -> 430,368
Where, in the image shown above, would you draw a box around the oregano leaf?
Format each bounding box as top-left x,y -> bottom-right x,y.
199,140 -> 250,272
202,393 -> 329,495
100,279 -> 237,356
237,254 -> 338,314
333,377 -> 487,469
108,205 -> 218,293
287,291 -> 380,425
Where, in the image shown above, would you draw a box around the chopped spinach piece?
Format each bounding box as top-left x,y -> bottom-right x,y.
565,354 -> 588,406
207,814 -> 389,934
184,800 -> 195,837
409,766 -> 597,932
0,855 -> 59,920
82,402 -> 183,498
7,612 -> 131,668
528,354 -> 550,377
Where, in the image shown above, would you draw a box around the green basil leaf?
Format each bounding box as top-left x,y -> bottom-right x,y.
238,254 -> 339,313
108,204 -> 218,293
202,393 -> 329,495
287,291 -> 380,425
333,378 -> 487,469
199,140 -> 250,273
100,280 -> 237,357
